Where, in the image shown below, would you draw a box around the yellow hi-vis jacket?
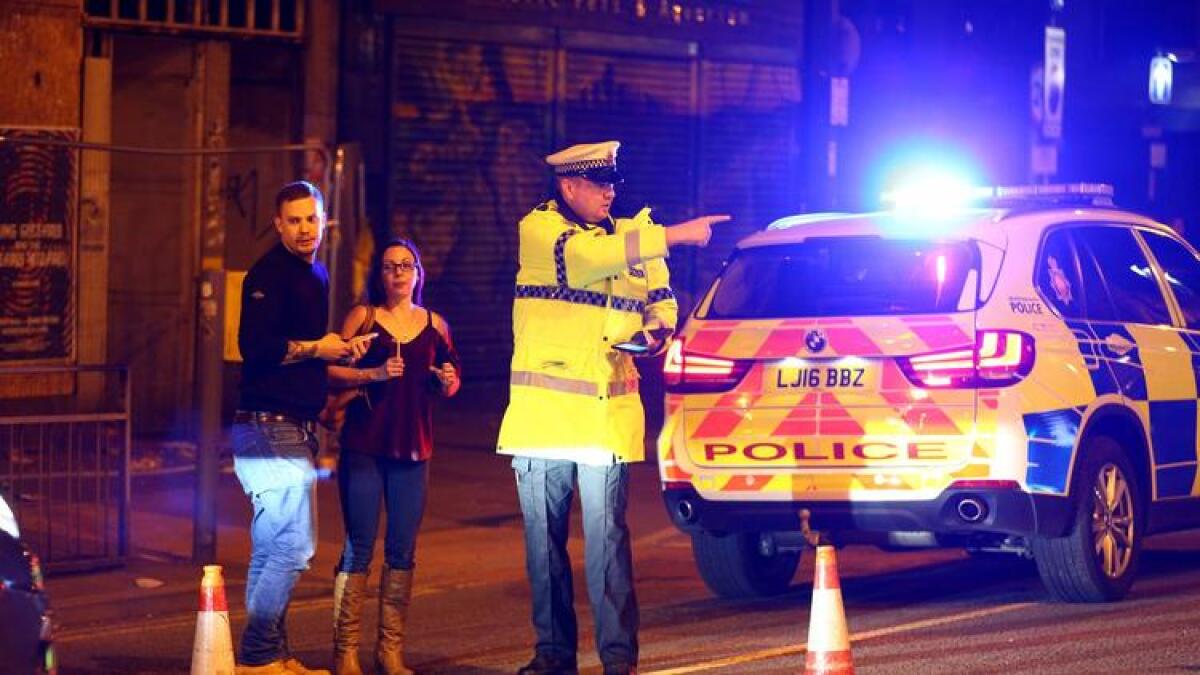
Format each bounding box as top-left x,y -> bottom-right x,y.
497,200 -> 679,463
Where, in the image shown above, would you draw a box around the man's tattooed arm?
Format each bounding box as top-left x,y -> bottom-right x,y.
283,340 -> 319,364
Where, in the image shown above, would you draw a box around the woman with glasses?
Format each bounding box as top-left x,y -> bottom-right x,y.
325,238 -> 460,675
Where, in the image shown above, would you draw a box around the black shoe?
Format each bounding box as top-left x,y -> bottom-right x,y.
602,664 -> 637,675
516,653 -> 578,675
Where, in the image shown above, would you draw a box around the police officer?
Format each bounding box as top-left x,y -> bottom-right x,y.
498,141 -> 728,675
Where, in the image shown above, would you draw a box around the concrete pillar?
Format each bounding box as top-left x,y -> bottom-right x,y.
79,34 -> 112,404
304,0 -> 340,160
191,39 -> 230,564
304,0 -> 341,326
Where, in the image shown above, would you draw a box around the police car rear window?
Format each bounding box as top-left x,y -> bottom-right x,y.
704,237 -> 980,318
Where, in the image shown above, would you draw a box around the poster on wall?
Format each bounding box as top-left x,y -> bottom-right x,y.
0,127 -> 77,365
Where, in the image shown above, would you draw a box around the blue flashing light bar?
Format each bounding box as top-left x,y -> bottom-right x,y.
882,182 -> 1115,211
880,169 -> 978,215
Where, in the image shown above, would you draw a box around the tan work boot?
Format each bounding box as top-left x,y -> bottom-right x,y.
282,657 -> 331,675
332,571 -> 368,675
375,566 -> 415,675
235,661 -> 291,675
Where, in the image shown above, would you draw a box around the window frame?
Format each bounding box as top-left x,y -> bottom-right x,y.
1032,224 -> 1090,321
1033,221 -> 1177,327
1031,222 -> 1124,322
1132,226 -> 1198,330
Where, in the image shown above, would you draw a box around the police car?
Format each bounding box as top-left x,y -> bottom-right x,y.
0,492 -> 56,673
657,183 -> 1200,602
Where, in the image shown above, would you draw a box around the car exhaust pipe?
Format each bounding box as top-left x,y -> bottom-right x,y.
675,499 -> 697,524
956,496 -> 988,523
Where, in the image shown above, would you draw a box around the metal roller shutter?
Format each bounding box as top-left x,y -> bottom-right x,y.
389,33 -> 553,379
560,46 -> 701,331
387,24 -> 803,385
695,58 -> 804,295
561,50 -> 695,226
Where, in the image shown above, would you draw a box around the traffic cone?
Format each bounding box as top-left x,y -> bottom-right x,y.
804,545 -> 854,674
190,564 -> 236,675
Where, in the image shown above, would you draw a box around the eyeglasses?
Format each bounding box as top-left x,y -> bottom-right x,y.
381,261 -> 419,274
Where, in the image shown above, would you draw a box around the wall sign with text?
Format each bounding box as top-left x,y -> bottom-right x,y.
0,127 -> 77,364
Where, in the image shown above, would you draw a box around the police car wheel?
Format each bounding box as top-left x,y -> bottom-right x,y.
691,531 -> 800,599
1031,436 -> 1143,603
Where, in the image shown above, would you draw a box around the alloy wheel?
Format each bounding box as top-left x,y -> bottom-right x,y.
1090,462 -> 1135,579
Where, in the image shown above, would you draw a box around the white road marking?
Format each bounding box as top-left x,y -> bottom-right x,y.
55,530 -> 688,644
55,595 -> 334,643
643,602 -> 1037,674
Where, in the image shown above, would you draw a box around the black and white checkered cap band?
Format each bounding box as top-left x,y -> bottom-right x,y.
554,158 -> 616,176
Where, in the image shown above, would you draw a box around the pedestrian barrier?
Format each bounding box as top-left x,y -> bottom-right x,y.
191,564 -> 236,675
0,365 -> 131,573
804,545 -> 854,675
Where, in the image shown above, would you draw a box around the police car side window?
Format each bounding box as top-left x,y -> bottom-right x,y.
1069,230 -> 1119,322
1141,229 -> 1200,330
1036,229 -> 1085,319
1074,226 -> 1172,325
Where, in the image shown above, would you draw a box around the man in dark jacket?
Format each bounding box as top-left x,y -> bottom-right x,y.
232,180 -> 371,675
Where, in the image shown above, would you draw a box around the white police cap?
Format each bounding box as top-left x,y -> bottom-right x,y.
545,140 -> 623,184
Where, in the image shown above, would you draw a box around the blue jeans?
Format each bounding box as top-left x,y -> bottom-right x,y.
231,420 -> 318,666
512,457 -> 638,669
336,452 -> 428,573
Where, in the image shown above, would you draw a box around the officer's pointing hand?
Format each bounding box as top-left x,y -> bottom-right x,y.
665,214 -> 731,248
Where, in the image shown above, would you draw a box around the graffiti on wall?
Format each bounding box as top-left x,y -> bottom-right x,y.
390,41 -> 544,308
388,36 -> 802,376
224,168 -> 264,239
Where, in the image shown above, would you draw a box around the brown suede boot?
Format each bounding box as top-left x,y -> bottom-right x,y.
332,571 -> 368,675
376,566 -> 415,675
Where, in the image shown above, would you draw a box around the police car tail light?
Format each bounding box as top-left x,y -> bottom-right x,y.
897,330 -> 1034,388
663,338 -> 751,393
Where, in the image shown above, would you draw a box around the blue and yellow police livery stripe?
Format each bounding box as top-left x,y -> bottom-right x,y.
1024,407 -> 1084,494
1060,320 -> 1200,499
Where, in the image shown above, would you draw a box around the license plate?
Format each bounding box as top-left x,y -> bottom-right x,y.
772,363 -> 874,390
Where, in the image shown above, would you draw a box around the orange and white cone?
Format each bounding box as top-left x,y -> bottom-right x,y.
190,564 -> 236,675
804,546 -> 854,674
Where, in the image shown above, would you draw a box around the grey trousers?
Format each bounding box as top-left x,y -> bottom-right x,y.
512,456 -> 639,669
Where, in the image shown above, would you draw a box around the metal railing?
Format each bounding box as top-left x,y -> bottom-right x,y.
83,0 -> 304,40
0,366 -> 131,573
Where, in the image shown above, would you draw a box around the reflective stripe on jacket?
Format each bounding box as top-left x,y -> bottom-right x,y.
497,201 -> 679,462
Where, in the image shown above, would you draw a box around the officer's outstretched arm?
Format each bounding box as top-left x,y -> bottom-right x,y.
522,208 -> 669,288
665,214 -> 731,248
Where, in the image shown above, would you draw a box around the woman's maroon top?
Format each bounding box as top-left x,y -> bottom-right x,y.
341,308 -> 459,461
